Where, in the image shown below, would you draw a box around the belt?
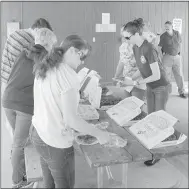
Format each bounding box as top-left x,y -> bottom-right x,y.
164,52 -> 180,56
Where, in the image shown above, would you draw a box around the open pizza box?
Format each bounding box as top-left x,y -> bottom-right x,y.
122,111 -> 147,127
77,104 -> 99,120
78,67 -> 102,109
152,129 -> 187,148
129,110 -> 187,149
106,96 -> 145,126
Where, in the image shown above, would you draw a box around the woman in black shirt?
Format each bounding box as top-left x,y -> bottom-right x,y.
122,18 -> 170,166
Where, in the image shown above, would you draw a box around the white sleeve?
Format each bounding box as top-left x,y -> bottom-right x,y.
56,64 -> 80,95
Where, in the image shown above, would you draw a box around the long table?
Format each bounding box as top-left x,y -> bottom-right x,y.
79,110 -> 188,188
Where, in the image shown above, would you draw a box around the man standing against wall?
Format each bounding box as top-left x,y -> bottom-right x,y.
158,21 -> 186,98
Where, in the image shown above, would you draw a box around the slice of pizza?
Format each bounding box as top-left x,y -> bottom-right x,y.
76,134 -> 98,145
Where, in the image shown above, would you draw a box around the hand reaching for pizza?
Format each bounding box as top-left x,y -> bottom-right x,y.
97,131 -> 113,145
121,77 -> 134,86
103,134 -> 127,148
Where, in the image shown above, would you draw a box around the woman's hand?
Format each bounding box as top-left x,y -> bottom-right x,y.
96,131 -> 112,145
121,77 -> 134,86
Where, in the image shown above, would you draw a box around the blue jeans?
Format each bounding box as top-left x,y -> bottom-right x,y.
131,87 -> 145,101
4,108 -> 32,184
30,127 -> 75,188
162,54 -> 185,94
146,85 -> 169,114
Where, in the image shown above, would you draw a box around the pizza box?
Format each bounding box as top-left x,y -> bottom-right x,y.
77,67 -> 90,90
99,93 -> 122,111
77,104 -> 99,120
152,129 -> 187,148
106,96 -> 145,126
129,110 -> 179,149
122,111 -> 147,127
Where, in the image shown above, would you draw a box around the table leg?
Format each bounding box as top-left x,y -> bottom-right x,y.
122,163 -> 128,188
97,167 -> 104,188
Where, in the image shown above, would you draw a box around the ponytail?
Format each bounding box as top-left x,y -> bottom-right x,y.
33,47 -> 65,79
124,18 -> 145,35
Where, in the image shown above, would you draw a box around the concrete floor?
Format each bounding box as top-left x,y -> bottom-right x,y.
1,82 -> 188,188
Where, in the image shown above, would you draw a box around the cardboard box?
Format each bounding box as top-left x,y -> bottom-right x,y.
153,129 -> 187,148
77,104 -> 99,120
129,110 -> 179,149
106,96 -> 145,126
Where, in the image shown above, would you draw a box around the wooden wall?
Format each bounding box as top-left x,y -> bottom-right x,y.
1,2 -> 188,82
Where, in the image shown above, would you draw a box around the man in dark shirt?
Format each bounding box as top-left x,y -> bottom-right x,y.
159,21 -> 186,98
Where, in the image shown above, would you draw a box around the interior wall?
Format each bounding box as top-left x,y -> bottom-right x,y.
1,2 -> 188,81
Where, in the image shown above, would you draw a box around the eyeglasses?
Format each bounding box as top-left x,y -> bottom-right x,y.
78,51 -> 87,61
125,34 -> 134,40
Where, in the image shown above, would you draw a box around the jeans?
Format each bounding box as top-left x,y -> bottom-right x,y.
146,85 -> 169,114
131,87 -> 145,101
4,108 -> 32,184
162,54 -> 185,94
30,127 -> 75,188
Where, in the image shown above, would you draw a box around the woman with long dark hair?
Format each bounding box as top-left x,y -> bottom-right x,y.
30,35 -> 115,188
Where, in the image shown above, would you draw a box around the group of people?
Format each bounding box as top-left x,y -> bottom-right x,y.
1,17 -> 186,189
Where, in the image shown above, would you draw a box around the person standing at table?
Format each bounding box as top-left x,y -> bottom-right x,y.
122,18 -> 170,166
158,21 -> 186,98
113,25 -> 146,101
1,18 -> 53,189
1,28 -> 56,188
30,35 -> 120,188
1,18 -> 53,140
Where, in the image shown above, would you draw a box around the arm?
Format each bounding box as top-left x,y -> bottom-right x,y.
1,40 -> 11,84
124,45 -> 161,86
137,45 -> 161,85
123,61 -> 161,86
61,88 -> 111,144
114,60 -> 124,79
177,31 -> 182,43
131,70 -> 141,80
137,62 -> 160,85
157,34 -> 164,59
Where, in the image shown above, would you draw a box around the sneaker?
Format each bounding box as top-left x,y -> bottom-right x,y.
23,175 -> 27,182
144,159 -> 160,166
179,93 -> 187,98
12,180 -> 34,188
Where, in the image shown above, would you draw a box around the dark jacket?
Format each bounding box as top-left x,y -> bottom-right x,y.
2,45 -> 41,115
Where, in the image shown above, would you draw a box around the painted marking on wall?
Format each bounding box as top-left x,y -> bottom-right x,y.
96,13 -> 116,33
173,18 -> 182,34
7,22 -> 20,37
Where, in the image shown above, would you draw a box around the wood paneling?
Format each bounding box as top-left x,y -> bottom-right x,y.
1,2 -> 188,80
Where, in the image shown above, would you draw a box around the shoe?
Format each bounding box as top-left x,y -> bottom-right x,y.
23,175 -> 27,182
179,93 -> 187,98
144,159 -> 160,166
12,180 -> 34,188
